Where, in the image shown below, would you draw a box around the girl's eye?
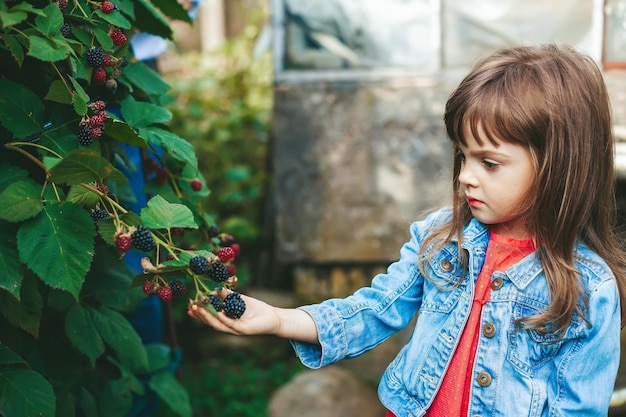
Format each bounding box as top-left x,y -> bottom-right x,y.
483,160 -> 499,170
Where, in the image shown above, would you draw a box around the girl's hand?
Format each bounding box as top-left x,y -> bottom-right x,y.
187,293 -> 319,344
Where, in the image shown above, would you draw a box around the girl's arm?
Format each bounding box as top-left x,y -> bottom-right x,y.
188,293 -> 320,345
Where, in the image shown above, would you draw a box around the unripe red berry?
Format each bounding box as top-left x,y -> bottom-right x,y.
142,281 -> 154,295
92,67 -> 106,85
101,1 -> 114,13
217,247 -> 236,262
116,235 -> 132,252
190,178 -> 202,191
159,287 -> 173,302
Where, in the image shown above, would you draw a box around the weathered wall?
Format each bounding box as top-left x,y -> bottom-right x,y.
273,76 -> 458,263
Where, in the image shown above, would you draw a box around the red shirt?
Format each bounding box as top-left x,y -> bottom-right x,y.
388,232 -> 535,417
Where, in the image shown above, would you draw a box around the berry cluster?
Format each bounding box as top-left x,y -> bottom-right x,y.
142,280 -> 188,302
192,291 -> 246,319
77,102 -> 108,146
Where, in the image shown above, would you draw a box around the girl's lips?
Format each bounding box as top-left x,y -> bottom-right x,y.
467,197 -> 483,207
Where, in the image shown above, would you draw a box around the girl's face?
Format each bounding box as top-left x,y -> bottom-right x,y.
457,126 -> 536,239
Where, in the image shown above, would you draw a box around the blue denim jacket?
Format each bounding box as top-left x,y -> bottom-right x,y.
290,208 -> 621,417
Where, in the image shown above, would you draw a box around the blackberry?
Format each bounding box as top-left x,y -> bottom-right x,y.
208,225 -> 220,238
60,22 -> 71,37
169,280 -> 187,297
86,47 -> 105,67
78,129 -> 92,146
159,287 -> 173,302
90,208 -> 109,222
223,292 -> 246,319
142,281 -> 154,295
131,225 -> 155,252
189,255 -> 209,275
217,247 -> 236,262
209,294 -> 223,312
206,261 -> 229,282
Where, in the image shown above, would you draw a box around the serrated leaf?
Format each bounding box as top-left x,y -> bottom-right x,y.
68,76 -> 90,102
115,0 -> 135,19
17,202 -> 95,299
141,195 -> 197,230
92,25 -> 114,50
0,344 -> 26,366
0,79 -> 44,139
73,94 -> 87,116
150,0 -> 191,23
121,61 -> 170,96
120,96 -> 172,128
48,149 -> 128,185
0,274 -> 43,336
102,119 -> 146,147
91,306 -> 149,371
133,0 -> 172,38
0,223 -> 23,299
3,34 -> 25,66
0,164 -> 28,192
0,9 -> 27,27
0,180 -> 43,222
65,305 -> 105,366
27,34 -> 72,62
140,126 -> 198,170
148,372 -> 191,417
44,79 -> 73,104
94,8 -> 131,29
0,368 -> 55,417
66,184 -> 100,207
9,2 -> 47,16
35,3 -> 63,35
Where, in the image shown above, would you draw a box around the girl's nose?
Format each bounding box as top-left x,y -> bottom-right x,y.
458,163 -> 478,187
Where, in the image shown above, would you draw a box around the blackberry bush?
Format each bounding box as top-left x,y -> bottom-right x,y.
0,0 -> 245,416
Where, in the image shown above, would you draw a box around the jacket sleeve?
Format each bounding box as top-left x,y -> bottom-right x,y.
289,209 -> 449,369
548,277 -> 621,415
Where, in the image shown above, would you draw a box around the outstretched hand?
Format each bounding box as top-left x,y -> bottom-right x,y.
187,292 -> 320,344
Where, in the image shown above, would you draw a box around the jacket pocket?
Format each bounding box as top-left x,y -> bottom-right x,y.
506,302 -> 585,374
420,248 -> 465,313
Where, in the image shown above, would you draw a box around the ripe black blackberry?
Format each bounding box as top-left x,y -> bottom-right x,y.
169,280 -> 187,297
209,294 -> 223,312
223,292 -> 246,319
208,224 -> 220,238
86,47 -> 105,67
78,129 -> 92,146
60,22 -> 71,37
131,225 -> 155,252
207,261 -> 229,282
90,209 -> 109,222
189,255 -> 209,275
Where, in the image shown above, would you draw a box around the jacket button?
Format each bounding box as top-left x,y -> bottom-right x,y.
477,372 -> 492,387
440,260 -> 453,272
491,277 -> 503,290
482,322 -> 496,338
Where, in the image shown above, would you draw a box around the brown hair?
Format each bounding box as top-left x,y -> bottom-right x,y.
420,44 -> 626,336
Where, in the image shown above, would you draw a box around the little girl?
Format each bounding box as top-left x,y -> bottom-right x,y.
189,44 -> 626,416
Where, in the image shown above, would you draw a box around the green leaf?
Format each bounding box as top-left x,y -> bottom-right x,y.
99,378 -> 133,417
92,306 -> 149,371
78,387 -> 98,417
0,368 -> 55,417
48,149 -> 128,185
0,164 -> 28,193
0,274 -> 43,336
102,119 -> 147,147
0,223 -> 22,299
141,195 -> 198,230
0,79 -> 45,139
133,0 -> 172,39
0,180 -> 43,222
148,371 -> 192,417
0,344 -> 26,366
65,305 -> 105,366
68,76 -> 90,103
35,3 -> 63,35
27,34 -> 72,62
92,25 -> 114,50
120,96 -> 172,128
140,126 -> 198,170
17,202 -> 95,299
0,9 -> 27,27
94,8 -> 131,29
3,34 -> 25,66
66,184 -> 100,207
44,79 -> 73,104
122,61 -> 170,96
150,0 -> 191,23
